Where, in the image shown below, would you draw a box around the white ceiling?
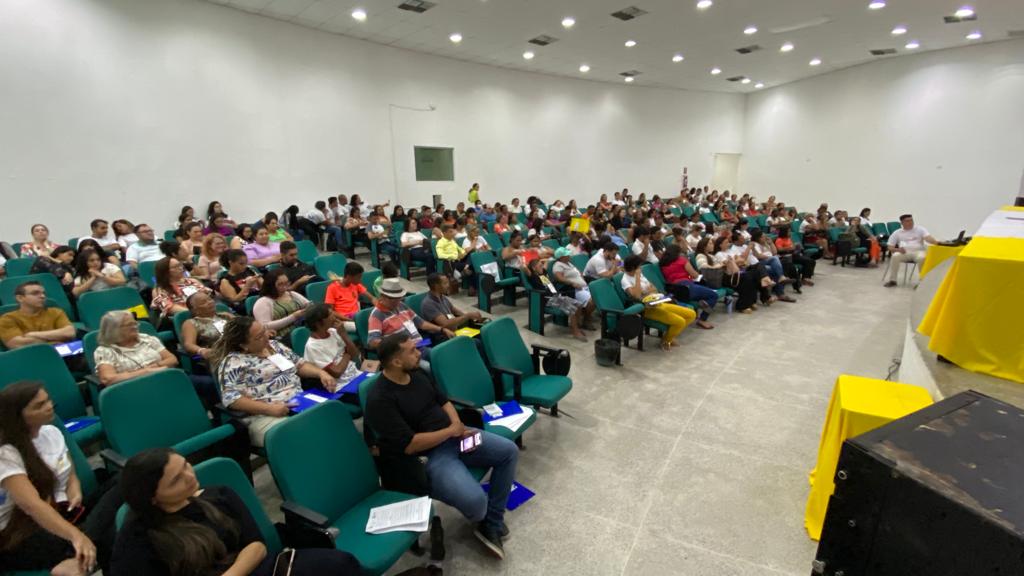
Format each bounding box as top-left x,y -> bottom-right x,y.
203,0 -> 1024,92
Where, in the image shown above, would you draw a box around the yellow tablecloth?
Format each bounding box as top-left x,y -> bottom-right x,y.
805,375 -> 933,540
918,244 -> 965,278
918,233 -> 1024,384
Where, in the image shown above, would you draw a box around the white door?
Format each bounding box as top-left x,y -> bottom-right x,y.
712,153 -> 741,194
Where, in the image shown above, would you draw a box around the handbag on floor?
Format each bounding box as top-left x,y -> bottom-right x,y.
701,267 -> 724,289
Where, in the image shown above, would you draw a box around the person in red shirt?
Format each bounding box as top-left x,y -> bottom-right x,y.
659,244 -> 718,329
323,261 -> 375,331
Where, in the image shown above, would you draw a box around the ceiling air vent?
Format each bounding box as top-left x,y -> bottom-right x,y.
397,0 -> 436,14
943,14 -> 978,23
726,75 -> 746,82
528,35 -> 559,46
1007,29 -> 1024,38
735,45 -> 762,55
619,70 -> 641,77
869,48 -> 898,56
611,6 -> 648,21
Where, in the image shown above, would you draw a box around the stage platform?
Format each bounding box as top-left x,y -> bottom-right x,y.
898,257 -> 1024,408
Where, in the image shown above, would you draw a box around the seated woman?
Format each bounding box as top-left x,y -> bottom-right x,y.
112,447 -> 362,576
658,244 -> 716,329
550,246 -> 596,324
0,381 -> 121,576
262,213 -> 293,244
849,216 -> 880,266
179,223 -> 204,258
203,213 -> 234,237
194,233 -> 227,284
218,249 -> 262,315
302,304 -> 362,384
252,269 -> 309,343
152,257 -> 212,318
29,245 -> 76,295
180,292 -> 235,363
76,238 -> 122,267
93,311 -> 179,387
620,255 -> 696,350
751,229 -> 800,296
399,218 -> 435,272
342,206 -> 368,250
71,248 -> 127,297
695,237 -> 757,313
229,223 -> 254,250
206,201 -> 238,228
774,227 -> 816,285
716,235 -> 777,305
210,317 -> 335,447
20,223 -> 61,258
525,232 -> 554,260
241,226 -> 281,269
526,257 -> 587,341
112,220 -> 138,250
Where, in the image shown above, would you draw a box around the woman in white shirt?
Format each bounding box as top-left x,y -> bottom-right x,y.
461,226 -> 490,255
71,248 -> 127,297
0,382 -> 105,574
399,218 -> 436,272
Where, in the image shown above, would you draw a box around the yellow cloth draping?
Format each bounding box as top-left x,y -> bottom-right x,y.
805,375 -> 933,540
919,244 -> 965,278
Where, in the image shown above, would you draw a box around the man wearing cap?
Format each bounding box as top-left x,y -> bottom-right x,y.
368,278 -> 454,363
551,247 -> 596,328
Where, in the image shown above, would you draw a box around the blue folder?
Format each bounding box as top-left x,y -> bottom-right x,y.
289,372 -> 372,414
53,340 -> 84,358
64,416 -> 100,433
481,400 -> 525,424
481,481 -> 535,511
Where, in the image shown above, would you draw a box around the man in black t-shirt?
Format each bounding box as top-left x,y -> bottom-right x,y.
365,334 -> 518,560
278,241 -> 320,295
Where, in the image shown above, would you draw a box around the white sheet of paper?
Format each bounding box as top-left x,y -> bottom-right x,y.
267,353 -> 295,372
365,496 -> 431,535
488,407 -> 534,433
212,319 -> 227,333
304,393 -> 328,403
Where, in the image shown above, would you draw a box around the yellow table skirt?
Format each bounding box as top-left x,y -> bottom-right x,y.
918,236 -> 1024,384
805,375 -> 933,540
919,244 -> 965,278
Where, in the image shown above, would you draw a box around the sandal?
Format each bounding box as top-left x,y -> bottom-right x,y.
696,320 -> 715,330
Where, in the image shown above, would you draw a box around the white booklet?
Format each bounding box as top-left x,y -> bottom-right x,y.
488,406 -> 535,433
365,496 -> 431,535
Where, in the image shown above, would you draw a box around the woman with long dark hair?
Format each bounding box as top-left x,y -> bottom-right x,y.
112,447 -> 360,575
0,381 -> 116,575
71,248 -> 127,297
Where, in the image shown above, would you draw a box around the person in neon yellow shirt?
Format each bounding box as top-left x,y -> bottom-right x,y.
468,182 -> 480,204
435,224 -> 475,295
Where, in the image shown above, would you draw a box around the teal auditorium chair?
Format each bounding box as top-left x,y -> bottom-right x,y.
98,369 -> 236,467
520,268 -> 569,335
0,344 -> 104,448
136,259 -> 158,289
265,401 -> 425,576
404,291 -> 427,317
480,317 -> 572,416
77,286 -> 154,331
305,279 -> 330,305
432,336 -> 536,444
613,271 -> 667,347
314,253 -> 348,280
4,257 -> 35,278
470,251 -> 519,313
295,239 -> 320,264
588,278 -> 646,361
0,273 -> 80,326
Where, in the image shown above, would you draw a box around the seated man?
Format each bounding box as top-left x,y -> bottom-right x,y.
421,273 -> 484,334
583,242 -> 621,283
365,334 -> 519,559
87,218 -> 124,261
367,278 -> 453,363
631,226 -> 660,264
324,261 -> 374,331
0,280 -> 82,370
278,240 -> 319,295
125,223 -> 163,270
884,213 -> 937,287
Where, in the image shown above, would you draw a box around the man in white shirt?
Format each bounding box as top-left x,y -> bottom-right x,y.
685,226 -> 703,252
884,214 -> 937,287
631,227 -> 659,265
88,219 -> 123,258
611,192 -> 625,207
583,243 -> 621,282
125,224 -> 163,269
307,200 -> 345,251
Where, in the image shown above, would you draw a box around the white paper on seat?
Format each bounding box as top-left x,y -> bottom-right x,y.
365,496 -> 431,534
488,407 -> 534,433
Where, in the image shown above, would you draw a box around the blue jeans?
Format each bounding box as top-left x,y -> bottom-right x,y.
322,225 -> 346,250
424,430 -> 519,530
676,280 -> 719,321
761,256 -> 788,295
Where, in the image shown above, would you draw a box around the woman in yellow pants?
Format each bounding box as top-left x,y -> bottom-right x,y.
621,256 -> 696,350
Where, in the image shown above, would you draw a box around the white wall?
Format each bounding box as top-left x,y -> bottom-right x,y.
740,39 -> 1024,237
0,0 -> 744,242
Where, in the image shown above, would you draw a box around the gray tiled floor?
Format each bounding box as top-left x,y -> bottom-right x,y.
253,258 -> 914,575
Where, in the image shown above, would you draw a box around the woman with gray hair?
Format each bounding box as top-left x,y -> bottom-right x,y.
94,311 -> 178,387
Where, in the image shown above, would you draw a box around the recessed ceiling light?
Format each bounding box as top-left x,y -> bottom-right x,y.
755,82 -> 765,88
351,8 -> 367,21
624,76 -> 635,83
624,40 -> 637,47
905,40 -> 920,49
562,17 -> 575,28
741,78 -> 751,84
744,26 -> 758,35
523,51 -> 535,60
868,1 -> 886,9
696,0 -> 713,9
710,67 -> 722,75
672,54 -> 685,62
809,58 -> 822,66
449,33 -> 462,43
891,25 -> 907,35
966,31 -> 982,40
579,64 -> 590,72
780,42 -> 794,52
955,6 -> 975,18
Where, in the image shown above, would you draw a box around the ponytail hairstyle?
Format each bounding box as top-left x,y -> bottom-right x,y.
121,448 -> 240,575
0,382 -> 55,550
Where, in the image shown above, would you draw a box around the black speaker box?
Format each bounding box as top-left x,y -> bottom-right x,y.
813,391 -> 1024,576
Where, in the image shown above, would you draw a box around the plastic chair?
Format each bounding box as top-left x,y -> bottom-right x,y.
264,401 -> 424,576
886,221 -> 901,235
98,369 -> 236,464
355,307 -> 373,358
403,292 -> 427,318
295,239 -> 320,265
432,336 -> 535,443
0,344 -> 104,448
361,269 -> 382,296
570,253 -> 589,274
245,295 -> 259,316
290,326 -> 311,356
305,280 -> 330,305
314,253 -> 347,280
589,278 -> 646,358
136,260 -> 158,288
470,251 -> 519,313
613,271 -> 667,343
480,317 -> 572,416
197,458 -> 284,551
0,273 -> 78,322
77,286 -> 152,331
519,269 -> 569,336
4,257 -> 35,278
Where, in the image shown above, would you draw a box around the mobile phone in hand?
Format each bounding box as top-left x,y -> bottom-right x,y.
459,431 -> 482,453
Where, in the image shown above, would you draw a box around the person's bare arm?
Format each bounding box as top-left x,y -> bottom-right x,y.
405,402 -> 462,454
228,395 -> 290,417
97,363 -> 164,386
26,324 -> 76,342
2,475 -> 95,569
222,542 -> 267,576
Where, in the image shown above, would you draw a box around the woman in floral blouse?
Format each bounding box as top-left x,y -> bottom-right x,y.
19,224 -> 61,257
151,257 -> 211,317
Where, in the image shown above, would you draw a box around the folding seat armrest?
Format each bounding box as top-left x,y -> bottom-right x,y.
280,501 -> 339,549
490,365 -> 523,401
213,402 -> 249,420
100,448 -> 127,471
282,500 -> 331,528
82,374 -> 103,388
530,344 -> 564,357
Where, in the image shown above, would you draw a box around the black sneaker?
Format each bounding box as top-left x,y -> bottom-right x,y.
429,515 -> 445,561
884,281 -> 897,288
473,524 -> 505,559
498,521 -> 510,541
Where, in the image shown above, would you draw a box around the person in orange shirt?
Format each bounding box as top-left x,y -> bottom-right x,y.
323,261 -> 375,331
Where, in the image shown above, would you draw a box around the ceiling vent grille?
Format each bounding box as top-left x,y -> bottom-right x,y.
869,48 -> 898,56
528,35 -> 559,46
611,6 -> 648,21
943,13 -> 978,23
619,70 -> 641,77
735,45 -> 762,55
397,0 -> 436,14
726,76 -> 746,82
